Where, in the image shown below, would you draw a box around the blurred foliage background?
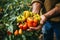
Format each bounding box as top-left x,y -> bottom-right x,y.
0,0 -> 41,40
0,0 -> 32,32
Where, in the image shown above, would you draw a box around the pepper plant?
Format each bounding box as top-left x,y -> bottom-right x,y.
0,0 -> 41,40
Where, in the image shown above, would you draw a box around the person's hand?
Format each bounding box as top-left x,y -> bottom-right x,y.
27,15 -> 47,31
27,2 -> 47,31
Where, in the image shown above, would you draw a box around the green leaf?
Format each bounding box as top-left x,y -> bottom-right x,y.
24,31 -> 33,36
9,35 -> 12,40
8,24 -> 13,33
22,35 -> 26,40
0,24 -> 5,29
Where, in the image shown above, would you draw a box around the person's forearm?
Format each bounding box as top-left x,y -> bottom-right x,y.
32,2 -> 41,14
44,7 -> 60,19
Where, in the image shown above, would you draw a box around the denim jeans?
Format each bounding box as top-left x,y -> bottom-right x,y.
42,21 -> 60,40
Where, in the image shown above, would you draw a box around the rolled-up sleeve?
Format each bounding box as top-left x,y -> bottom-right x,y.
55,3 -> 60,7
31,0 -> 43,5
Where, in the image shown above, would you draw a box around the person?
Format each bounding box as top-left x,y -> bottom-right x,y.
28,0 -> 60,40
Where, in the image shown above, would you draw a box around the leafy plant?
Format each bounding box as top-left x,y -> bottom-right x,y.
0,0 -> 41,40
